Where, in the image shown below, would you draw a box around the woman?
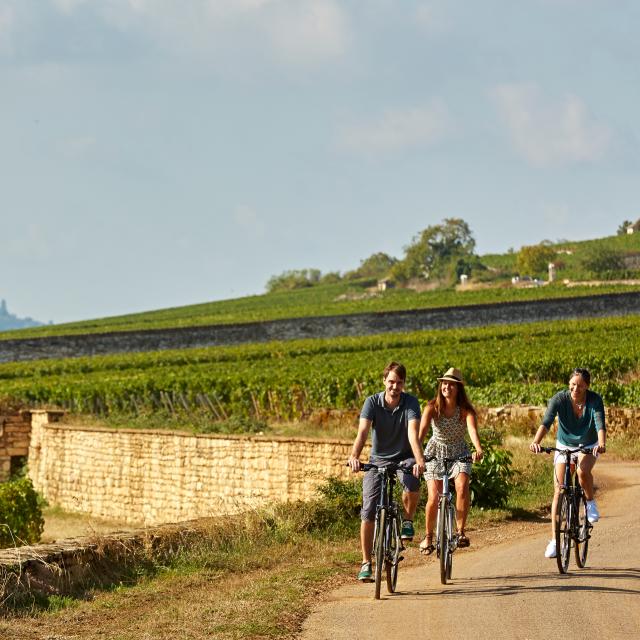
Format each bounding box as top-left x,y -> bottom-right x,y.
418,367 -> 483,554
529,368 -> 606,558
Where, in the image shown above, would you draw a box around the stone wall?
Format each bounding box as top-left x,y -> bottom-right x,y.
3,290 -> 640,362
27,411 -> 361,526
0,411 -> 31,481
16,406 -> 640,527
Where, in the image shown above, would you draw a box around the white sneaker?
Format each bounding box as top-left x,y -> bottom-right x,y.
544,539 -> 557,558
586,500 -> 600,523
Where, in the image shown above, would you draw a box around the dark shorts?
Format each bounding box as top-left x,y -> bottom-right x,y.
361,456 -> 419,521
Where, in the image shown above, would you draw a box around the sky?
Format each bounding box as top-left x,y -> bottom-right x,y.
2,0 -> 639,324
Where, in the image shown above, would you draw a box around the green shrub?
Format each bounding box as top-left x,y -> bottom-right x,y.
0,476 -> 45,547
470,431 -> 516,509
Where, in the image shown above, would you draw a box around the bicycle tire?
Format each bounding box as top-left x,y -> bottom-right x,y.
374,508 -> 386,599
386,513 -> 401,593
574,489 -> 590,568
555,491 -> 571,574
438,498 -> 449,584
446,504 -> 454,580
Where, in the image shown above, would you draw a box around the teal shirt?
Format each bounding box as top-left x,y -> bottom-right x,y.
542,389 -> 605,447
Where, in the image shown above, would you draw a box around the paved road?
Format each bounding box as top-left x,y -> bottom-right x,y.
301,461 -> 640,640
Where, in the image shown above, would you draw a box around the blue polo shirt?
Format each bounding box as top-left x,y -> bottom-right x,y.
360,391 -> 421,461
541,389 -> 605,447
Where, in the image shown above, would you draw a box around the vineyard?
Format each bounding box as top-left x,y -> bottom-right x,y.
2,315 -> 639,427
3,281 -> 639,341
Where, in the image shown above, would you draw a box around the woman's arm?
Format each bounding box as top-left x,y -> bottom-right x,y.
418,404 -> 434,443
466,411 -> 483,461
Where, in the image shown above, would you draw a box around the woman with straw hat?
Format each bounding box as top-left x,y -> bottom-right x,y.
418,367 -> 483,554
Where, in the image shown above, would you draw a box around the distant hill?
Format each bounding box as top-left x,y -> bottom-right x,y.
0,299 -> 44,332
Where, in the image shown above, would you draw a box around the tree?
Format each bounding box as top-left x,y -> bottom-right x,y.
266,268 -> 322,292
617,220 -> 633,236
345,252 -> 397,280
391,218 -> 476,283
516,244 -> 556,276
580,247 -> 625,279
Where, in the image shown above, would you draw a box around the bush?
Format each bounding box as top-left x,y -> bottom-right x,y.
470,431 -> 515,509
0,476 -> 45,547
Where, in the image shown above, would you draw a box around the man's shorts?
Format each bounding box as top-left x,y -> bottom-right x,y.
361,456 -> 419,521
553,440 -> 599,466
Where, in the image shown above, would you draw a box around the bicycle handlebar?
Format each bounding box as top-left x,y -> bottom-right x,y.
424,454 -> 473,464
345,462 -> 415,474
538,446 -> 596,456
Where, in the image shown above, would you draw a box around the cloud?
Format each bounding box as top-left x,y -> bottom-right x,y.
336,101 -> 454,155
59,135 -> 97,158
0,3 -> 15,54
233,204 -> 265,237
47,0 -> 350,68
492,83 -> 611,168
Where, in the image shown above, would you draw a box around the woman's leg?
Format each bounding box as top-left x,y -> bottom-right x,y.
577,452 -> 597,500
425,479 -> 442,537
454,472 -> 470,533
550,461 -> 567,537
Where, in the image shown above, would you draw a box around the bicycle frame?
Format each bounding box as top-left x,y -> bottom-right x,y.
426,454 -> 472,584
541,446 -> 594,574
360,462 -> 411,599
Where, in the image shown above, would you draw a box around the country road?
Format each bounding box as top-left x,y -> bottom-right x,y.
301,460 -> 640,640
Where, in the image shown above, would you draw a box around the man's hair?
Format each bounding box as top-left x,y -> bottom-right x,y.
383,361 -> 406,381
570,368 -> 591,385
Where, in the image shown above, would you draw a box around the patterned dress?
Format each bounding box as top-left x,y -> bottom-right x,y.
423,405 -> 472,481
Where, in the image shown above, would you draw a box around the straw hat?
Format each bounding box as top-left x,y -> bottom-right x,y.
437,367 -> 465,385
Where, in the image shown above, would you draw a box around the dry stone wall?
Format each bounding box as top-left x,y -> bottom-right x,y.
27,411 -> 362,526
0,411 -> 31,481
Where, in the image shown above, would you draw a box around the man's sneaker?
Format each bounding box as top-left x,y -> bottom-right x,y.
544,539 -> 557,558
357,562 -> 373,582
586,500 -> 600,523
401,520 -> 415,540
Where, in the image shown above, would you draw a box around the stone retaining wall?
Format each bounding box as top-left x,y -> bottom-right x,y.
0,411 -> 31,481
3,290 -> 640,362
27,411 -> 360,526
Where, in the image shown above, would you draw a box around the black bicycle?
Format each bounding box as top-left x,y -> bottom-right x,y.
540,446 -> 594,574
356,462 -> 412,599
425,454 -> 473,584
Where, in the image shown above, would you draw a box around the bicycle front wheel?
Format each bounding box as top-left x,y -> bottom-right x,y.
574,491 -> 590,568
438,499 -> 449,584
374,508 -> 386,599
555,492 -> 571,574
446,504 -> 455,580
386,514 -> 401,593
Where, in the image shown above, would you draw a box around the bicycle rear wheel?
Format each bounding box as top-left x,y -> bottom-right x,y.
386,514 -> 401,593
438,499 -> 450,584
555,492 -> 571,574
574,490 -> 590,568
374,508 -> 386,599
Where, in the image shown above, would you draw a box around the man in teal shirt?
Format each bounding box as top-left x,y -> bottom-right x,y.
530,368 -> 606,558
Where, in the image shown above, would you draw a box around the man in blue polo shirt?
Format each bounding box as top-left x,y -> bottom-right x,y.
348,361 -> 425,582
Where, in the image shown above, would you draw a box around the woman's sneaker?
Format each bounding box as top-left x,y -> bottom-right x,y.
586,500 -> 600,523
357,562 -> 373,582
544,539 -> 557,558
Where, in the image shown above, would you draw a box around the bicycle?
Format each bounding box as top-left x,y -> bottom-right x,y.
355,462 -> 413,599
424,454 -> 473,584
539,446 -> 594,574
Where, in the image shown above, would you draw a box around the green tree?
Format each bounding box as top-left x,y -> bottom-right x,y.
266,269 -> 322,292
345,252 -> 397,280
391,218 -> 476,283
516,243 -> 556,276
617,220 -> 633,235
580,247 -> 625,279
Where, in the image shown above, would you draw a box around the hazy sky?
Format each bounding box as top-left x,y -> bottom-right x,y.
2,0 -> 639,324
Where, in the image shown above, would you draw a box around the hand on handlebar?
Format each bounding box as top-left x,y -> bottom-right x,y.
347,456 -> 361,472
529,441 -> 542,454
472,448 -> 484,463
413,460 -> 425,478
